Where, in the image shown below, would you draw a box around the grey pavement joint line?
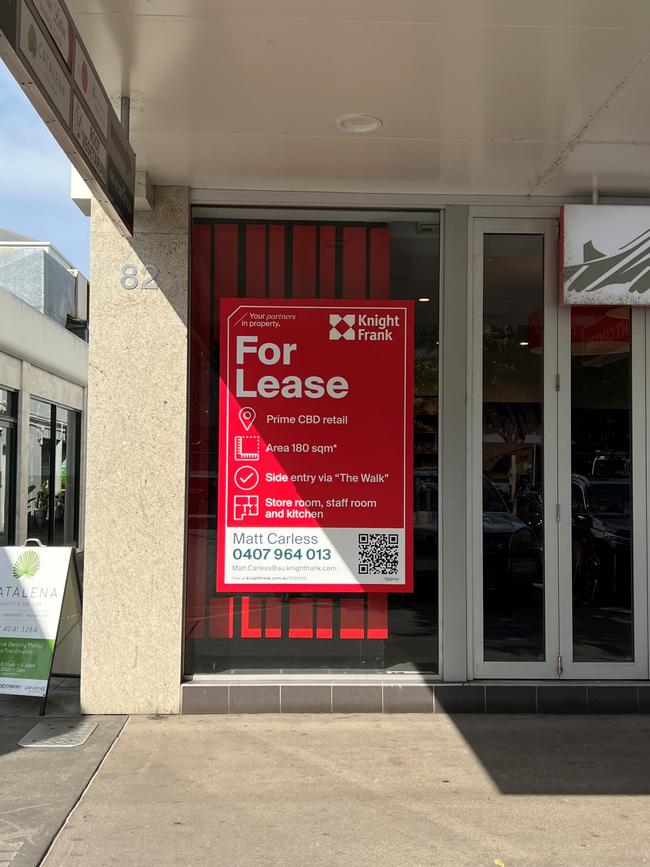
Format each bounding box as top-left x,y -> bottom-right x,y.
37,717 -> 130,866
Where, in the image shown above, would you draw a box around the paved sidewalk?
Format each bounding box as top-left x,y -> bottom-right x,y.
0,680 -> 125,867
41,714 -> 650,866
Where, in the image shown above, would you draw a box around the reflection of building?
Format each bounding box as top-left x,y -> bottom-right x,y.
0,228 -> 86,550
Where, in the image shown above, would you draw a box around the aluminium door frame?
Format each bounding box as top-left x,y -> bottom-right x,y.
469,217 -> 560,679
468,213 -> 649,680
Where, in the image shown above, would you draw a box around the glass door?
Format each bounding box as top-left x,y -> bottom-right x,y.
471,218 -> 648,680
471,219 -> 559,678
0,388 -> 17,547
557,305 -> 648,678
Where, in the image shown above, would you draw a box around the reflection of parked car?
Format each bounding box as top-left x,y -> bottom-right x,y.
482,477 -> 541,598
413,471 -> 541,598
413,469 -> 439,598
571,474 -> 631,604
591,452 -> 629,479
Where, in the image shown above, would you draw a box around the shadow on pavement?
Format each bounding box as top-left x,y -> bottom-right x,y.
448,713 -> 650,795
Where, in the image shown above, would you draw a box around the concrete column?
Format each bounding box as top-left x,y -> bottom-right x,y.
439,206 -> 469,681
81,187 -> 189,714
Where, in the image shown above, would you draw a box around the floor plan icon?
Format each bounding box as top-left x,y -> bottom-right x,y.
234,435 -> 260,461
233,495 -> 259,521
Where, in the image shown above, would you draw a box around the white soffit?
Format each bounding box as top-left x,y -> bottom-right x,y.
66,0 -> 650,196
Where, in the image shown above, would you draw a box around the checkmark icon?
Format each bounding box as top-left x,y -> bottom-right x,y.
234,466 -> 259,491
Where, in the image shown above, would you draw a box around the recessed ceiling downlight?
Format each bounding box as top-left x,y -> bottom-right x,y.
335,113 -> 383,134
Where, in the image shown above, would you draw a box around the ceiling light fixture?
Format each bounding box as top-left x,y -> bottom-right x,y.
519,341 -> 529,346
335,113 -> 383,134
418,297 -> 430,302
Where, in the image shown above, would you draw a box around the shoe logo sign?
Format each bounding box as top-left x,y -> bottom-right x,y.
329,314 -> 355,340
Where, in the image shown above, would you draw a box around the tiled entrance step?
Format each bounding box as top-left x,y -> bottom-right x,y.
182,682 -> 650,714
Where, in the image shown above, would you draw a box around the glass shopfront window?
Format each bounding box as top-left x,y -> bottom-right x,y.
570,307 -> 633,662
27,398 -> 81,546
185,214 -> 440,673
0,388 -> 17,546
481,234 -> 545,662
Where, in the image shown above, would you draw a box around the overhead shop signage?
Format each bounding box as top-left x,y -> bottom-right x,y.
217,299 -> 414,594
562,205 -> 650,305
0,547 -> 77,698
0,0 -> 135,236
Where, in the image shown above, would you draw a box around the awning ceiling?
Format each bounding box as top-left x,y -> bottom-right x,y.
67,1 -> 650,196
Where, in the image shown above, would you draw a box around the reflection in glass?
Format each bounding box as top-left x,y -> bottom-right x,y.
389,221 -> 439,671
571,307 -> 632,662
0,389 -> 17,546
482,234 -> 545,661
0,424 -> 16,546
0,388 -> 14,417
54,407 -> 80,546
28,399 -> 52,545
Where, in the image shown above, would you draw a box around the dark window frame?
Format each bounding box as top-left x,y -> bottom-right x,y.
0,392 -> 18,545
29,397 -> 82,547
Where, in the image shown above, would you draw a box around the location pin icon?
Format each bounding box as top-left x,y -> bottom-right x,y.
238,407 -> 256,431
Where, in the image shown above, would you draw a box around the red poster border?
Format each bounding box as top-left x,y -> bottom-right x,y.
216,298 -> 414,594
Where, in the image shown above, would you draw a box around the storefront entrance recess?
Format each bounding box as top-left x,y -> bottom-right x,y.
471,218 -> 647,679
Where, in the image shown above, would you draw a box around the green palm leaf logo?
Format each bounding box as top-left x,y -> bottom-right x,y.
13,550 -> 41,580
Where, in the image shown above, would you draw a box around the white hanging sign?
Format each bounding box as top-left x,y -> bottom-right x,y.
562,205 -> 650,305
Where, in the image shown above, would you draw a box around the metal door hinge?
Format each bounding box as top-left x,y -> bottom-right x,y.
557,654 -> 564,677
556,503 -> 561,522
555,373 -> 560,392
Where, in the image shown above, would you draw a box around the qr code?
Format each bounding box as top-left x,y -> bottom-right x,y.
358,533 -> 399,575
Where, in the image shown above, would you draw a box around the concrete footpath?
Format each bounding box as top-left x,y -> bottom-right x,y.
0,679 -> 125,867
30,713 -> 650,866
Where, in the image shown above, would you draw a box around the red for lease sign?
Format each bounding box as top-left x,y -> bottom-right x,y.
217,299 -> 414,593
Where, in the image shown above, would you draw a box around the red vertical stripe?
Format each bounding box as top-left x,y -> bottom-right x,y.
241,597 -> 263,638
316,598 -> 333,639
214,225 -> 238,304
245,224 -> 266,297
186,224 -> 211,640
342,227 -> 366,299
289,597 -> 314,639
293,226 -> 317,298
265,597 -> 283,639
211,224 -> 238,636
268,225 -> 285,297
208,597 -> 234,639
366,596 -> 389,639
340,598 -> 365,639
319,226 -> 336,298
369,228 -> 390,299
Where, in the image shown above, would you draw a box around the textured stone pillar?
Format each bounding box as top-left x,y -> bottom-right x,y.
81,187 -> 189,714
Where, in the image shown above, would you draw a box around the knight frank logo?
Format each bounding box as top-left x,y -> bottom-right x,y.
329,313 -> 356,340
